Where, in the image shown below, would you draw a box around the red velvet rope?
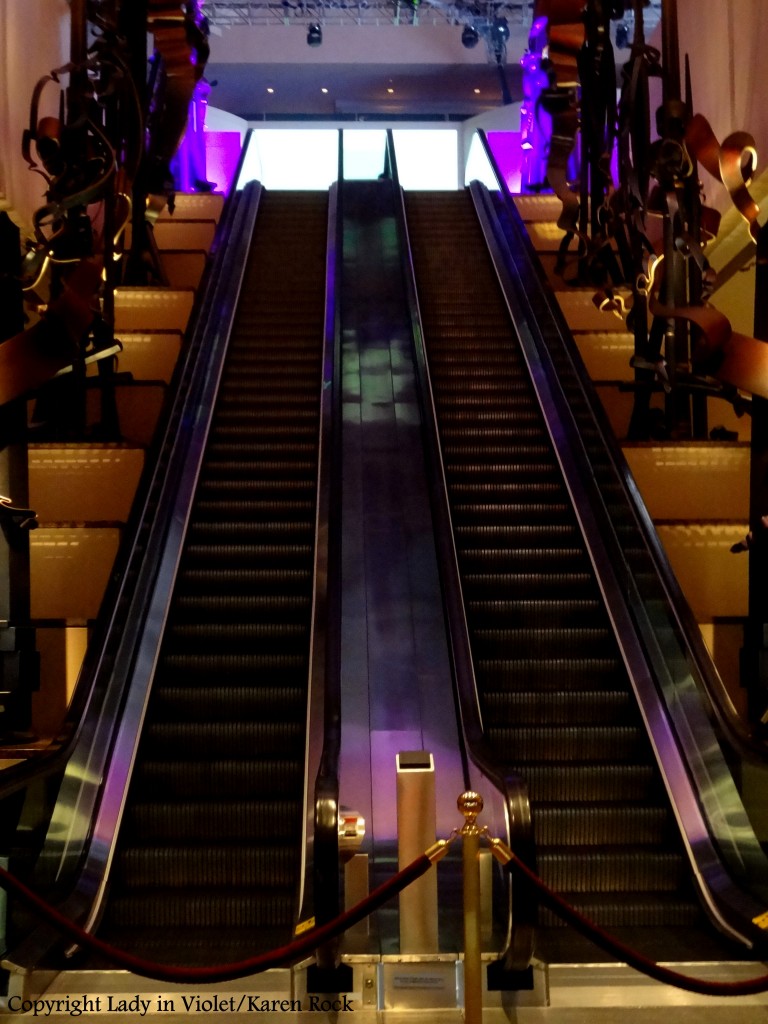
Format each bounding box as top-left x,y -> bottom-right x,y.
503,851 -> 768,996
0,855 -> 432,984
4,850 -> 768,996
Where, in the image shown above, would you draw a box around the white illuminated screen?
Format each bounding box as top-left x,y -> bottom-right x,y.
238,129 -> 459,190
464,133 -> 499,189
238,130 -> 339,190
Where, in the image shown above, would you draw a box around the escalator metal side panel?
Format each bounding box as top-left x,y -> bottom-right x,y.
2,182 -> 266,973
468,181 -> 768,947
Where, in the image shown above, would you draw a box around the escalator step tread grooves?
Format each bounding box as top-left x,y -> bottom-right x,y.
506,763 -> 658,801
105,892 -> 301,929
538,894 -> 704,929
484,690 -> 632,723
405,190 -> 703,944
148,685 -> 305,719
114,846 -> 299,888
99,191 -> 328,962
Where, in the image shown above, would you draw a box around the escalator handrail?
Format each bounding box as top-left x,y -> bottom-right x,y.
2,181 -> 265,971
475,127 -> 768,764
469,176 -> 768,948
301,179 -> 343,933
389,144 -> 537,970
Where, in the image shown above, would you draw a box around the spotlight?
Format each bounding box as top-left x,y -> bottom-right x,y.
461,24 -> 480,48
492,16 -> 509,42
307,22 -> 322,46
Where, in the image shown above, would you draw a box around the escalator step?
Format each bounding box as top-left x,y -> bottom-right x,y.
452,503 -> 573,525
487,725 -> 646,761
185,523 -> 314,545
126,799 -> 302,840
459,547 -> 592,572
507,763 -> 657,802
484,689 -> 633,724
172,594 -> 310,622
106,888 -> 297,928
195,479 -> 316,498
463,572 -> 597,598
444,444 -> 555,463
160,651 -> 306,679
446,464 -> 562,482
140,721 -> 305,758
467,599 -> 604,629
200,460 -> 316,479
164,622 -> 307,650
135,758 -> 303,799
148,686 -> 305,721
181,543 -> 313,567
539,848 -> 687,892
450,481 -> 565,500
94,925 -> 288,963
174,567 -> 312,594
477,656 -> 625,689
115,845 -> 299,888
538,893 -> 703,929
191,501 -> 315,521
534,804 -> 669,845
457,525 -> 583,548
206,441 -> 317,459
475,627 -> 616,658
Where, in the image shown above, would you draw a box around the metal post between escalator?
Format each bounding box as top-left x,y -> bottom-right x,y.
459,792 -> 484,1024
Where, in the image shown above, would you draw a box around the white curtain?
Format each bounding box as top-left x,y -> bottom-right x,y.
0,1 -> 69,234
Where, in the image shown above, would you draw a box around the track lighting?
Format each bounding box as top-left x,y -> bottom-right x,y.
461,24 -> 480,48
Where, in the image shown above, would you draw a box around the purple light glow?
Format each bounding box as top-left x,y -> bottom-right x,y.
486,131 -> 524,194
204,131 -> 243,194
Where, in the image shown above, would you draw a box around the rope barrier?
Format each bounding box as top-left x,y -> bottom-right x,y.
1,805 -> 767,999
487,836 -> 768,998
0,849 -> 440,985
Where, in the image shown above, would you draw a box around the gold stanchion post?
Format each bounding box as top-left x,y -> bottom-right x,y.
458,791 -> 484,1024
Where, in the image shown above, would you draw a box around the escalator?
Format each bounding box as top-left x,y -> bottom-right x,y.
402,188 -> 765,964
1,188 -> 335,973
93,190 -> 330,964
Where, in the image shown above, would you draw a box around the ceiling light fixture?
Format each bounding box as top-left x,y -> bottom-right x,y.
461,24 -> 480,48
307,22 -> 322,46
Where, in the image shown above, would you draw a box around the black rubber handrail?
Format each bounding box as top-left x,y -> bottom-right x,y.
304,175 -> 344,941
388,130 -> 537,971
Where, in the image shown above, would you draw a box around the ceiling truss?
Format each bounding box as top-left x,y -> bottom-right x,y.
204,0 -> 536,29
203,0 -> 661,36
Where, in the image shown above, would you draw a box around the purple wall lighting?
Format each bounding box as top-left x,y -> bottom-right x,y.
485,131 -> 524,195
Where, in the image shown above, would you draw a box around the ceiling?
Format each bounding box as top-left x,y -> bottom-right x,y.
203,60 -> 525,120
204,0 -> 533,119
202,1 -> 662,121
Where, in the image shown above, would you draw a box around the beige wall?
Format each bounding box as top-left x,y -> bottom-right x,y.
677,0 -> 768,214
0,2 -> 69,233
